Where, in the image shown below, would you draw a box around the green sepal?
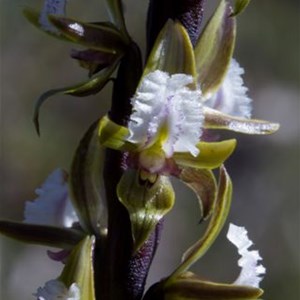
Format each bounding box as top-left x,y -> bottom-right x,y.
70,122 -> 107,236
144,19 -> 197,80
179,168 -> 217,222
117,169 -> 175,253
104,0 -> 129,41
49,15 -> 128,53
194,0 -> 236,97
204,107 -> 280,135
145,272 -> 263,300
0,220 -> 84,249
33,62 -> 118,135
59,236 -> 96,300
170,166 -> 232,278
173,139 -> 237,170
230,0 -> 251,17
23,8 -> 70,41
98,115 -> 137,151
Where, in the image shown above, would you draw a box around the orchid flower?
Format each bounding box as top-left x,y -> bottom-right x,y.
0,169 -> 97,299
23,0 -> 130,135
34,236 -> 96,300
144,167 -> 265,299
98,16 -> 278,252
144,223 -> 266,300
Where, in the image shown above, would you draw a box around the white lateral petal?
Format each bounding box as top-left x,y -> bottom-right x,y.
227,223 -> 266,288
24,169 -> 78,228
205,59 -> 252,118
128,70 -> 203,157
35,280 -> 80,300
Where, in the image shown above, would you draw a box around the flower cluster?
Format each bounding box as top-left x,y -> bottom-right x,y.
0,0 -> 279,299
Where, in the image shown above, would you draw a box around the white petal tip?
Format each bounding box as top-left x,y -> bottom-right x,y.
35,280 -> 80,300
23,169 -> 78,228
227,223 -> 266,288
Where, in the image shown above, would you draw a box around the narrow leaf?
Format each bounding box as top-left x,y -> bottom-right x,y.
59,236 -> 96,300
195,0 -> 236,97
164,272 -> 263,299
33,62 -> 118,135
144,19 -> 197,79
170,166 -> 232,278
117,169 -> 175,253
203,107 -> 280,135
230,0 -> 251,17
49,16 -> 127,53
70,122 -> 107,236
0,220 -> 84,249
174,139 -> 237,169
98,115 -> 137,151
179,168 -> 217,222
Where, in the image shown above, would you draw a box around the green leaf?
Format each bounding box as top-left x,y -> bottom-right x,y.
98,115 -> 137,151
59,236 -> 96,300
117,169 -> 175,253
230,0 -> 251,17
23,7 -> 70,41
179,168 -> 217,222
70,122 -> 107,236
0,220 -> 84,249
144,19 -> 197,79
170,166 -> 232,278
203,107 -> 280,135
33,62 -> 118,135
173,139 -> 237,169
49,15 -> 128,53
162,272 -> 263,299
194,0 -> 236,97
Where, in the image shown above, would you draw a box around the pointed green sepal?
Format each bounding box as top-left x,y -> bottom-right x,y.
49,16 -> 128,53
144,19 -> 197,79
98,115 -> 137,151
194,0 -> 236,97
174,139 -> 237,169
0,220 -> 84,249
179,168 -> 217,222
23,8 -> 70,41
204,107 -> 280,135
145,272 -> 263,300
104,0 -> 129,40
70,122 -> 107,236
230,0 -> 251,17
33,63 -> 118,135
59,236 -> 96,300
170,166 -> 232,278
117,169 -> 175,253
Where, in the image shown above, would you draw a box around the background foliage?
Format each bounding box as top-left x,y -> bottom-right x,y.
1,0 -> 299,299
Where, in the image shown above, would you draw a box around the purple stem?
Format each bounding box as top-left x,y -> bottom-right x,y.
147,0 -> 206,53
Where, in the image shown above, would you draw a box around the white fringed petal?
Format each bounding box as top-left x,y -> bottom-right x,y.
227,223 -> 266,288
24,169 -> 78,228
205,59 -> 252,118
39,0 -> 67,33
128,70 -> 203,157
35,280 -> 80,300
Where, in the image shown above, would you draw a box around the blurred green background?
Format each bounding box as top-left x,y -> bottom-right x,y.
1,0 -> 299,299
